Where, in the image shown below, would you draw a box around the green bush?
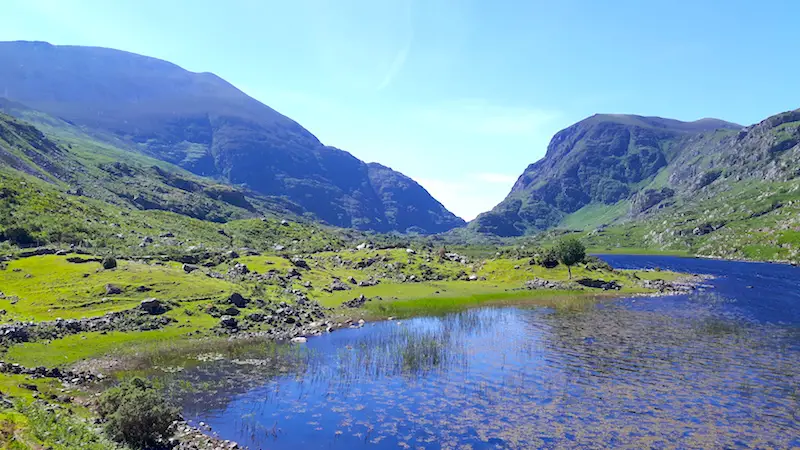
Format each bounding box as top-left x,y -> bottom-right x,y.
101,255 -> 117,270
540,247 -> 559,268
97,377 -> 180,449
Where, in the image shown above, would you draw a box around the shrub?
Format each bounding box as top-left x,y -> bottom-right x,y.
98,377 -> 180,449
583,255 -> 613,271
540,248 -> 559,269
101,255 -> 117,270
1,227 -> 36,246
554,237 -> 586,279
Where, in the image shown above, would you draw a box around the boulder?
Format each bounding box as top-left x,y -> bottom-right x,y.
219,316 -> 238,329
140,298 -> 166,315
246,312 -> 265,322
183,264 -> 199,273
104,284 -> 122,295
329,278 -> 351,291
223,307 -> 241,316
347,276 -> 357,285
287,268 -> 302,279
290,257 -> 310,270
227,293 -> 248,308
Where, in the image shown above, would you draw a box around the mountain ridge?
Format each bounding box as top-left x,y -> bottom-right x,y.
0,40 -> 465,234
472,111 -> 789,237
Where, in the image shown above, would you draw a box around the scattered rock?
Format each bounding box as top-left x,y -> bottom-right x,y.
55,250 -> 68,256
575,278 -> 622,290
347,276 -> 357,285
525,278 -> 573,290
291,337 -> 307,344
182,264 -> 199,273
342,294 -> 369,308
246,312 -> 265,322
468,274 -> 478,281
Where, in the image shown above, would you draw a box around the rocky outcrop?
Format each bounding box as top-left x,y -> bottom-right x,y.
0,306 -> 175,344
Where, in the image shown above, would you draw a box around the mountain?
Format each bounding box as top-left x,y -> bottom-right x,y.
472,114 -> 742,236
471,108 -> 800,263
0,40 -> 464,234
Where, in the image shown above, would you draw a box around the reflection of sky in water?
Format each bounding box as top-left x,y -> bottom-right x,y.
163,256 -> 800,449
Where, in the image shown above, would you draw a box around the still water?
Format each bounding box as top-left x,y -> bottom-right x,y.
163,255 -> 800,449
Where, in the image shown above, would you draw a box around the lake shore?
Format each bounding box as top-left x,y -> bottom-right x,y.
0,249 -> 704,448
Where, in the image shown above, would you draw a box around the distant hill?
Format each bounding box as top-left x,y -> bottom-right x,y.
0,41 -> 464,233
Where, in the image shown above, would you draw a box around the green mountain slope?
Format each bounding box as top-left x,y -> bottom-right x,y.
0,41 -> 464,233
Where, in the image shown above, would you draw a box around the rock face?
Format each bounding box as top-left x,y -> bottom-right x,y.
473,109 -> 800,237
0,41 -> 465,234
472,114 -> 741,236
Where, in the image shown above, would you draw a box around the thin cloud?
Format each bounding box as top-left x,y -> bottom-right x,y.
417,99 -> 561,136
377,30 -> 413,91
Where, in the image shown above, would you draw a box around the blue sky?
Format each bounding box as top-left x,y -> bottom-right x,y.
3,0 -> 800,220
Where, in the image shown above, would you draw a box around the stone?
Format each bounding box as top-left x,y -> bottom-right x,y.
228,292 -> 248,308
55,250 -> 68,256
140,298 -> 166,315
219,316 -> 238,329
291,337 -> 307,344
406,248 -> 416,254
246,312 -> 265,322
575,278 -> 622,290
183,263 -> 199,273
347,276 -> 357,284
223,307 -> 241,316
280,219 -> 290,226
468,274 -> 478,281
290,257 -> 310,269
104,284 -> 122,295
329,278 -> 351,291
287,268 -> 302,279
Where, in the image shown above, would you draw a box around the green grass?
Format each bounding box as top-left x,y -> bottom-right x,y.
558,200 -> 630,230
0,255 -> 235,321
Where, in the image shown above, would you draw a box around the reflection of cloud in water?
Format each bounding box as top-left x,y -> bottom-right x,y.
160,292 -> 800,449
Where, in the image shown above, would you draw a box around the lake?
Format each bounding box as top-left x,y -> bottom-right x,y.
160,255 -> 800,449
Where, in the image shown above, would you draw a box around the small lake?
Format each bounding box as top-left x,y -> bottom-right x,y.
160,255 -> 800,449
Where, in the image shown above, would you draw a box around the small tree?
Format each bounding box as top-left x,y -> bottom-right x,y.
98,377 -> 180,449
554,237 -> 586,279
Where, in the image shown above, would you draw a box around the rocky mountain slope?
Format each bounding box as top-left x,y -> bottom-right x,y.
0,41 -> 464,233
472,108 -> 800,262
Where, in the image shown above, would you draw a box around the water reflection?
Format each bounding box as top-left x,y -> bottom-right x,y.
156,257 -> 800,449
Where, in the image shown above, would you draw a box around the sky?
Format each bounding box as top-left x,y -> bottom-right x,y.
2,0 -> 800,220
